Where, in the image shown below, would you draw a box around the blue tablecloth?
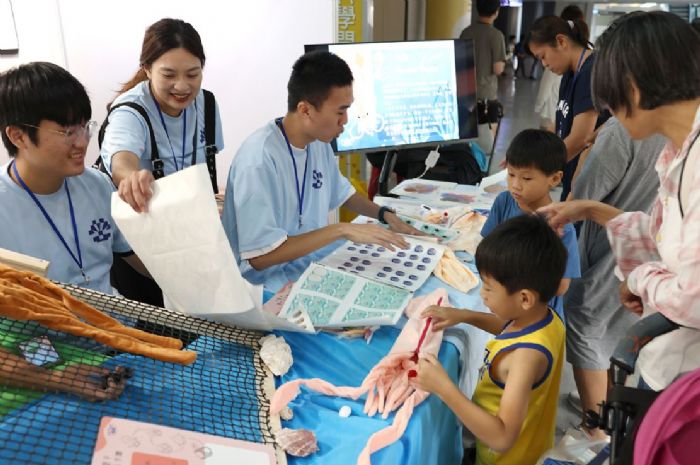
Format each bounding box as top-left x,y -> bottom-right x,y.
273,251 -> 494,465
277,327 -> 463,465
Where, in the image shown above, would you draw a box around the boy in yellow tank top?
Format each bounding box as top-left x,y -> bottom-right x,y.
414,214 -> 567,465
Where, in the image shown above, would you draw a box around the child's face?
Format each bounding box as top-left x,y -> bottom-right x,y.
479,275 -> 522,321
506,164 -> 561,211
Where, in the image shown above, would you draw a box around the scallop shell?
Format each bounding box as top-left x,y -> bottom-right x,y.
275,428 -> 319,457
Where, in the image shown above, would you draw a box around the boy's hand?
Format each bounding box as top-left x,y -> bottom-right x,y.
421,305 -> 464,331
411,354 -> 451,396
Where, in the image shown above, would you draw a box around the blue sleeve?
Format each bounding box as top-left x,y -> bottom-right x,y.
214,100 -> 225,151
481,192 -> 508,237
99,107 -> 149,174
225,153 -> 288,258
326,146 -> 355,210
561,224 -> 581,278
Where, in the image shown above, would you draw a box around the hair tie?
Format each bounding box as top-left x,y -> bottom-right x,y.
567,20 -> 574,29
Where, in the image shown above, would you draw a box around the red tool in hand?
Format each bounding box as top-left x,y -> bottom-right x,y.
408,297 -> 442,377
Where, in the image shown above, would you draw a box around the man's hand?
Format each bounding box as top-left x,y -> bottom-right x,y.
342,224 -> 409,251
384,212 -> 427,237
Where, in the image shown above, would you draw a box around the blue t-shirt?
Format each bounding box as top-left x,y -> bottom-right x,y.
0,162 -> 132,294
222,119 -> 355,292
100,81 -> 225,176
481,191 -> 581,320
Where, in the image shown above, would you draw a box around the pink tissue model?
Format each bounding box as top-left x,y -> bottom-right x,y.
271,289 -> 448,465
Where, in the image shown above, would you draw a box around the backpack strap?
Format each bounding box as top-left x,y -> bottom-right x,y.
203,89 -> 219,193
678,129 -> 700,218
96,101 -> 165,180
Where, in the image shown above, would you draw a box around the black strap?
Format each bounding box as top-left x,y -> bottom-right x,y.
96,92 -> 219,191
678,129 -> 700,218
203,89 -> 219,194
96,101 -> 164,180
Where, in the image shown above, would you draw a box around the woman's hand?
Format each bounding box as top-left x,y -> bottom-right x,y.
620,280 -> 643,316
117,169 -> 155,213
537,200 -> 592,235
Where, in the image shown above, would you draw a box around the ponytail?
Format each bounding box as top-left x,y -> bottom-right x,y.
108,68 -> 148,110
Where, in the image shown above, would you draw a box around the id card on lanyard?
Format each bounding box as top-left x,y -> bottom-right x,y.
557,49 -> 588,139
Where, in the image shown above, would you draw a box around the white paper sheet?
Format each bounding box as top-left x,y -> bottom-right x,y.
111,165 -> 311,333
478,168 -> 508,191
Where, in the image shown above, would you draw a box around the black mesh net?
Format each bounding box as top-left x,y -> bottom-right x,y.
0,283 -> 278,464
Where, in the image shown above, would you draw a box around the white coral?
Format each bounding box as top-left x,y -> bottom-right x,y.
259,334 -> 293,376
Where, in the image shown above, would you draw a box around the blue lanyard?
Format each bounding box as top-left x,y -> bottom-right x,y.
151,89 -> 187,172
559,49 -> 589,138
276,117 -> 310,227
11,161 -> 88,283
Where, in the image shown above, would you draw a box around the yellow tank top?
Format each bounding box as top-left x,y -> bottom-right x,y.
473,309 -> 565,465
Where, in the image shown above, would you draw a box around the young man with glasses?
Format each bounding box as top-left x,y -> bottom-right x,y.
0,61 -> 147,294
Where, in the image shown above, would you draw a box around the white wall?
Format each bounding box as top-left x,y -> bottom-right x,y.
0,0 -> 335,186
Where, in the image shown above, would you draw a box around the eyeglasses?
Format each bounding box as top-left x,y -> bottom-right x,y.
22,121 -> 98,146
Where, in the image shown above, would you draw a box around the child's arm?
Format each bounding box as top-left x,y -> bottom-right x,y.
414,349 -> 548,452
422,305 -> 506,335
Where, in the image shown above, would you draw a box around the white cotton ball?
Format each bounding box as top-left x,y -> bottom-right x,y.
338,405 -> 352,418
259,335 -> 293,376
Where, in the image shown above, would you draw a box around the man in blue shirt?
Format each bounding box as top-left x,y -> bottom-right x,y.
222,51 -> 421,291
0,62 -> 148,294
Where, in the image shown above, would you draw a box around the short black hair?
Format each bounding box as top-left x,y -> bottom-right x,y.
592,11 -> 700,115
505,129 -> 566,175
476,0 -> 501,17
0,62 -> 91,157
476,214 -> 567,302
287,51 -> 353,112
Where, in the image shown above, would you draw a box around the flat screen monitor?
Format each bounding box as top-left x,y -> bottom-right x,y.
305,39 -> 477,153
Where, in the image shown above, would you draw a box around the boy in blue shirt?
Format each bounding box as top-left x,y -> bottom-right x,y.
0,62 -> 148,295
222,51 -> 421,292
481,129 -> 580,320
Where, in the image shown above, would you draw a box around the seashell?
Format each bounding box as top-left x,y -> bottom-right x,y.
275,428 -> 319,457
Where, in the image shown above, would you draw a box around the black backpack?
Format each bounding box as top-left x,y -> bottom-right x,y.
94,89 -> 219,193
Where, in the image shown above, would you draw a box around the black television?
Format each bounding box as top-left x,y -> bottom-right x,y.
305,39 -> 477,153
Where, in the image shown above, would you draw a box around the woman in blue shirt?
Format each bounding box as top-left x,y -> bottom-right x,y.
100,18 -> 224,213
527,16 -> 608,200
